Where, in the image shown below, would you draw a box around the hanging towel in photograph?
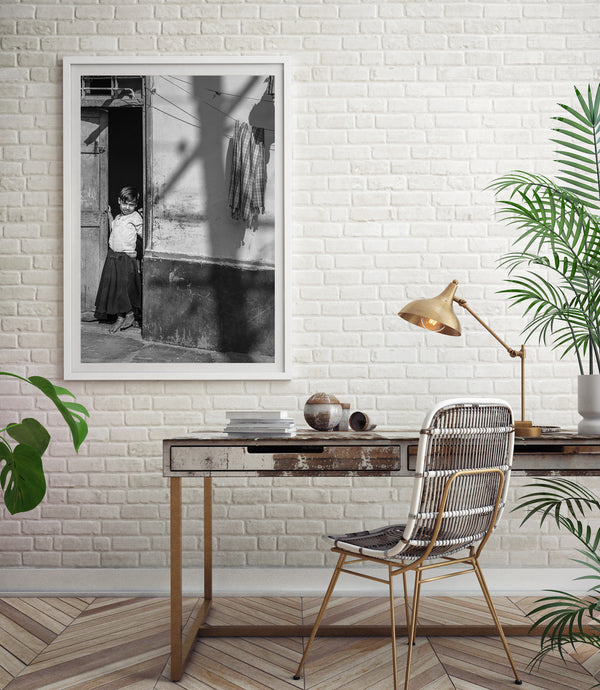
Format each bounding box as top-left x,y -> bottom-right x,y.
228,120 -> 266,224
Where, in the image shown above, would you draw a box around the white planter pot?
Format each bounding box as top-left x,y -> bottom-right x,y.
578,375 -> 600,434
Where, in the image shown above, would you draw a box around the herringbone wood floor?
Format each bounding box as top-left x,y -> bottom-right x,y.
1,595 -> 599,689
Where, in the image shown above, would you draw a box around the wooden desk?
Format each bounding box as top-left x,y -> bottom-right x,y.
163,430 -> 600,681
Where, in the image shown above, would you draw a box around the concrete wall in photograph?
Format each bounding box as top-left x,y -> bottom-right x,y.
143,253 -> 274,357
150,74 -> 276,266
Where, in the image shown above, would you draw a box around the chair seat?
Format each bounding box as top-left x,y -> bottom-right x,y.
326,524 -> 479,562
326,524 -> 407,559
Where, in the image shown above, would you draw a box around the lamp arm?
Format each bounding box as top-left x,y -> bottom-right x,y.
454,297 -> 526,422
454,298 -> 523,358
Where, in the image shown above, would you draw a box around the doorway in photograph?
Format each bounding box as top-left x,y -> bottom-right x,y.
80,76 -> 144,319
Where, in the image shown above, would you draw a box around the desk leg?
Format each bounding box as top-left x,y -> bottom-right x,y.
170,477 -> 183,681
170,477 -> 214,682
204,477 -> 212,600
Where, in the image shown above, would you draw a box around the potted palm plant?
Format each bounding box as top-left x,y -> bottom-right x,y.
488,84 -> 600,433
0,371 -> 89,514
514,479 -> 600,672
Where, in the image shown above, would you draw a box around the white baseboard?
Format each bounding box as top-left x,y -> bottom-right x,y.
0,567 -> 590,597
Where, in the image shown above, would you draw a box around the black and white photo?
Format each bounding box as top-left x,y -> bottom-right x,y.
63,57 -> 290,380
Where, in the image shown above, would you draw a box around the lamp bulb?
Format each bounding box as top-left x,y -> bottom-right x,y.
420,317 -> 444,332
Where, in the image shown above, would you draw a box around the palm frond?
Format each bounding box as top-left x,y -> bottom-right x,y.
526,590 -> 599,662
491,92 -> 600,375
494,180 -> 600,263
505,272 -> 600,370
513,478 -> 600,527
552,84 -> 600,212
529,630 -> 600,669
509,444 -> 600,675
524,590 -> 600,668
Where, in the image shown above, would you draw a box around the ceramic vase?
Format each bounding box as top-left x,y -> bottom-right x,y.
578,374 -> 600,434
303,393 -> 342,431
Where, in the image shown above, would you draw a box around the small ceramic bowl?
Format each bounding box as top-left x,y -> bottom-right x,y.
349,411 -> 376,432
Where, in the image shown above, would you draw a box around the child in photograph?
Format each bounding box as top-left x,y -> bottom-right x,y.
94,186 -> 143,333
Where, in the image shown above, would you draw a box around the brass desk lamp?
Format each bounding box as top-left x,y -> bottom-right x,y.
398,279 -> 541,438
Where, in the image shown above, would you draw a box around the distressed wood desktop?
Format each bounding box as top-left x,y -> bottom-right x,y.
163,430 -> 600,681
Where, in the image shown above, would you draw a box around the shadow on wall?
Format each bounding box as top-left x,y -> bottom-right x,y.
145,75 -> 275,360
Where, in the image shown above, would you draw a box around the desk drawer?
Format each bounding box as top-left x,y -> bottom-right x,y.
168,444 -> 401,476
407,442 -> 600,474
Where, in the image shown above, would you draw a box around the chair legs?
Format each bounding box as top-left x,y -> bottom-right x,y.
403,566 -> 422,690
402,570 -> 410,631
388,564 -> 399,690
293,552 -> 346,680
294,555 -> 412,689
472,557 -> 522,685
294,554 -> 521,689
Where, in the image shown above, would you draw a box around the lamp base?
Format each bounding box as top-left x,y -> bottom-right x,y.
514,420 -> 541,438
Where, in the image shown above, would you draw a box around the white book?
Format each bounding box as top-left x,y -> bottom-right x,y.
226,419 -> 295,427
226,430 -> 297,438
226,424 -> 297,433
226,410 -> 289,420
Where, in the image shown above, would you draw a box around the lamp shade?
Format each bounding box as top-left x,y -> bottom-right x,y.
397,280 -> 462,336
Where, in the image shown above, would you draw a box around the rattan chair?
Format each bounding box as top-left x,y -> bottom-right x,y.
294,398 -> 522,689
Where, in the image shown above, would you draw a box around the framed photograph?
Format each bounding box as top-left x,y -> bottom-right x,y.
63,57 -> 290,380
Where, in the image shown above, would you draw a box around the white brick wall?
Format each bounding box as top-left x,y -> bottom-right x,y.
1,0 -> 599,575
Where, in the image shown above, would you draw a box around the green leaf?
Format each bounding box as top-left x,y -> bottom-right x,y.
550,137 -> 596,156
553,85 -> 600,214
6,418 -> 50,456
491,156 -> 600,374
0,438 -> 12,490
511,474 -> 600,670
28,376 -> 89,451
553,115 -> 594,137
0,373 -> 90,452
553,127 -> 594,147
2,443 -> 46,515
0,372 -> 90,515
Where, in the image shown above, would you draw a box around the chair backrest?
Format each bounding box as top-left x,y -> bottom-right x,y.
391,398 -> 514,561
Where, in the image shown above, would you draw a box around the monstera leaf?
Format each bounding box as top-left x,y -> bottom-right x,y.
0,373 -> 89,515
27,376 -> 88,451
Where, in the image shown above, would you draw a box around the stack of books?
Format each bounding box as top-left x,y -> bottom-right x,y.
224,410 -> 297,438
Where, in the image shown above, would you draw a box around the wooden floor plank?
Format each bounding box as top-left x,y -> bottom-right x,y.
71,656 -> 169,690
0,669 -> 11,690
5,633 -> 169,690
0,596 -> 90,689
40,597 -> 91,619
184,639 -> 302,690
302,595 -> 409,627
183,635 -> 304,688
7,599 -> 74,632
431,635 -> 594,690
13,617 -> 169,675
303,637 -> 396,689
0,629 -> 41,671
205,597 -> 303,628
365,639 -> 448,690
0,602 -> 56,647
416,595 -> 529,628
0,642 -> 26,678
571,642 -> 600,681
2,595 -> 599,690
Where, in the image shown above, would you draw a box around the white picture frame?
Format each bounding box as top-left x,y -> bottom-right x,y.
63,56 -> 291,380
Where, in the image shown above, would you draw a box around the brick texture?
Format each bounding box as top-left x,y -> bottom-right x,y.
1,0 -> 599,570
